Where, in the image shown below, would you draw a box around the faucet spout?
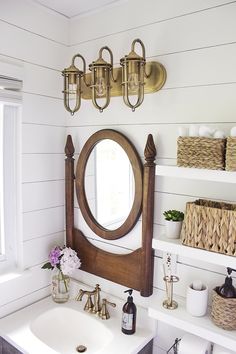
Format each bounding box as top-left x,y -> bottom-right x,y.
92,284 -> 101,314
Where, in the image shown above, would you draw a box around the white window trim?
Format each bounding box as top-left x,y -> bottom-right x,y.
0,83 -> 23,272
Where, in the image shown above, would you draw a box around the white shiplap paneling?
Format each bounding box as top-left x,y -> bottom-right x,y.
67,1 -> 236,352
0,0 -> 67,314
69,0 -> 233,45
22,180 -> 64,213
23,206 -> 64,241
0,0 -> 69,45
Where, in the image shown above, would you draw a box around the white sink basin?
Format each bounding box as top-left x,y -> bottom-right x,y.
30,307 -> 113,354
0,282 -> 155,354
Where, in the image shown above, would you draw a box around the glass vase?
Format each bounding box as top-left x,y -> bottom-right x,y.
51,269 -> 70,303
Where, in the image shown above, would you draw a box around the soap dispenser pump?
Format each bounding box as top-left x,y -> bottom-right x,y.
121,289 -> 137,335
218,267 -> 236,298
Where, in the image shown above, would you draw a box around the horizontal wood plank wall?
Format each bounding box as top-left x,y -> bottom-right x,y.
66,1 -> 236,352
0,1 -> 67,315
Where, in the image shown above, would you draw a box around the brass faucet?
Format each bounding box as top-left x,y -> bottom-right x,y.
75,284 -> 101,314
99,298 -> 116,320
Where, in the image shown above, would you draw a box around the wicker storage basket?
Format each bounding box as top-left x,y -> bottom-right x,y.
177,137 -> 226,170
181,199 -> 236,256
211,288 -> 236,330
226,137 -> 236,171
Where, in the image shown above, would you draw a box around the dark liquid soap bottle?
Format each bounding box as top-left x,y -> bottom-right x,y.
121,289 -> 137,335
218,267 -> 236,298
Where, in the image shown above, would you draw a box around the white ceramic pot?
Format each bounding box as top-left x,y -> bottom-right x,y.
165,220 -> 182,239
186,283 -> 208,317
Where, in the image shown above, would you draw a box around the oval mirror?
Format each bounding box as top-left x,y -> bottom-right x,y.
76,129 -> 143,240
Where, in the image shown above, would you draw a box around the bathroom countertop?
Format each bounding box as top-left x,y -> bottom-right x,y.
0,288 -> 155,354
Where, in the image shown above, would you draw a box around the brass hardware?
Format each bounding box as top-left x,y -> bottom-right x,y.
84,294 -> 94,312
163,275 -> 179,310
75,284 -> 102,314
80,61 -> 166,100
91,284 -> 101,314
89,47 -> 116,113
76,345 -> 87,353
62,54 -> 87,116
99,298 -> 116,320
62,39 -> 166,115
120,39 -> 147,111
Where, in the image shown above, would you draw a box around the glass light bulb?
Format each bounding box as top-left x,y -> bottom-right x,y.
68,83 -> 77,96
128,73 -> 139,92
96,77 -> 106,97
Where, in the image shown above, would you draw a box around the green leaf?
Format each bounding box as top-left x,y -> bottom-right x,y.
42,262 -> 53,270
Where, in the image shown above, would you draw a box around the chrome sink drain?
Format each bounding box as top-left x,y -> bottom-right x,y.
76,345 -> 87,353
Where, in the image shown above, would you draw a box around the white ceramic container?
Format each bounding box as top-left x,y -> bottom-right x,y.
165,220 -> 182,239
186,283 -> 208,317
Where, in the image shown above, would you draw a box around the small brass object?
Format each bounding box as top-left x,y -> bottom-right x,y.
92,284 -> 101,314
163,275 -> 179,310
99,298 -> 116,320
76,345 -> 87,353
62,39 -> 166,115
75,284 -> 102,314
84,294 -> 94,312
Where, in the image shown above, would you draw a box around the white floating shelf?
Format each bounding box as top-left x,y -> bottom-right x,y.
155,165 -> 236,183
148,291 -> 236,352
152,234 -> 236,268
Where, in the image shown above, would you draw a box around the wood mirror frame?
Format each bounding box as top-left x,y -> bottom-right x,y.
75,129 -> 143,240
65,130 -> 156,297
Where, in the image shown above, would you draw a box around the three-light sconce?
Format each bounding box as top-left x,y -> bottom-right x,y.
62,39 -> 166,115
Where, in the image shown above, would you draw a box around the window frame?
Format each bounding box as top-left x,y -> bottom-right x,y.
0,86 -> 22,272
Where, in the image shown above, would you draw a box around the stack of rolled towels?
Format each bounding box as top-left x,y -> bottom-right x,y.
178,125 -> 236,138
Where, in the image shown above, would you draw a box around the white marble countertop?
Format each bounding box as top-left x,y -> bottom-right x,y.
0,282 -> 155,354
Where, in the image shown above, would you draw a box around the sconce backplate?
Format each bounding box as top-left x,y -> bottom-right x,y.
81,61 -> 166,99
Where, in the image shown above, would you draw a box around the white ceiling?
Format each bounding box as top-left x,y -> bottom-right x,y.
31,0 -> 123,18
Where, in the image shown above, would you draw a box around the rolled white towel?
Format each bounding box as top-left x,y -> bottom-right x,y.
178,126 -> 188,137
189,125 -> 199,137
230,126 -> 236,137
214,130 -> 226,139
199,126 -> 215,138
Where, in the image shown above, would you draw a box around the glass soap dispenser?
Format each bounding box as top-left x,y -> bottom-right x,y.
218,267 -> 236,298
121,289 -> 137,335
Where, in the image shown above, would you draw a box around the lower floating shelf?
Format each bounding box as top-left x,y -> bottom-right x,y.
148,291 -> 236,352
152,234 -> 236,268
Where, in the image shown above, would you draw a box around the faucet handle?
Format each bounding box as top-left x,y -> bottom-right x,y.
99,298 -> 116,320
75,289 -> 84,301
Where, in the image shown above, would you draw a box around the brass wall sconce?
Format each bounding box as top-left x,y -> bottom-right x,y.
62,54 -> 87,115
89,46 -> 116,113
62,39 -> 166,115
120,39 -> 148,112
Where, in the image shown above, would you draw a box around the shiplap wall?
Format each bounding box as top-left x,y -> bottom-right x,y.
66,1 -> 236,352
1,0 -> 236,351
0,0 -> 67,316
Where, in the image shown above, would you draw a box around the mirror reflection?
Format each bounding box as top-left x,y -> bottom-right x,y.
85,139 -> 134,230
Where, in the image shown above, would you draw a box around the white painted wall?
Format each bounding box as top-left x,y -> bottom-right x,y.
1,1 -> 236,352
66,1 -> 236,352
0,0 -> 68,316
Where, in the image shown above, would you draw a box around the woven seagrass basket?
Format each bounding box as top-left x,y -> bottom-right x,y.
226,137 -> 236,171
211,288 -> 236,330
181,199 -> 236,256
177,137 -> 226,170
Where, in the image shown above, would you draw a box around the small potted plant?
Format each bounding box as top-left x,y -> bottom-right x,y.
163,210 -> 184,239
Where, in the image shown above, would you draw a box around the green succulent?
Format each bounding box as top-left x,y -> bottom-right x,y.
163,209 -> 184,222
